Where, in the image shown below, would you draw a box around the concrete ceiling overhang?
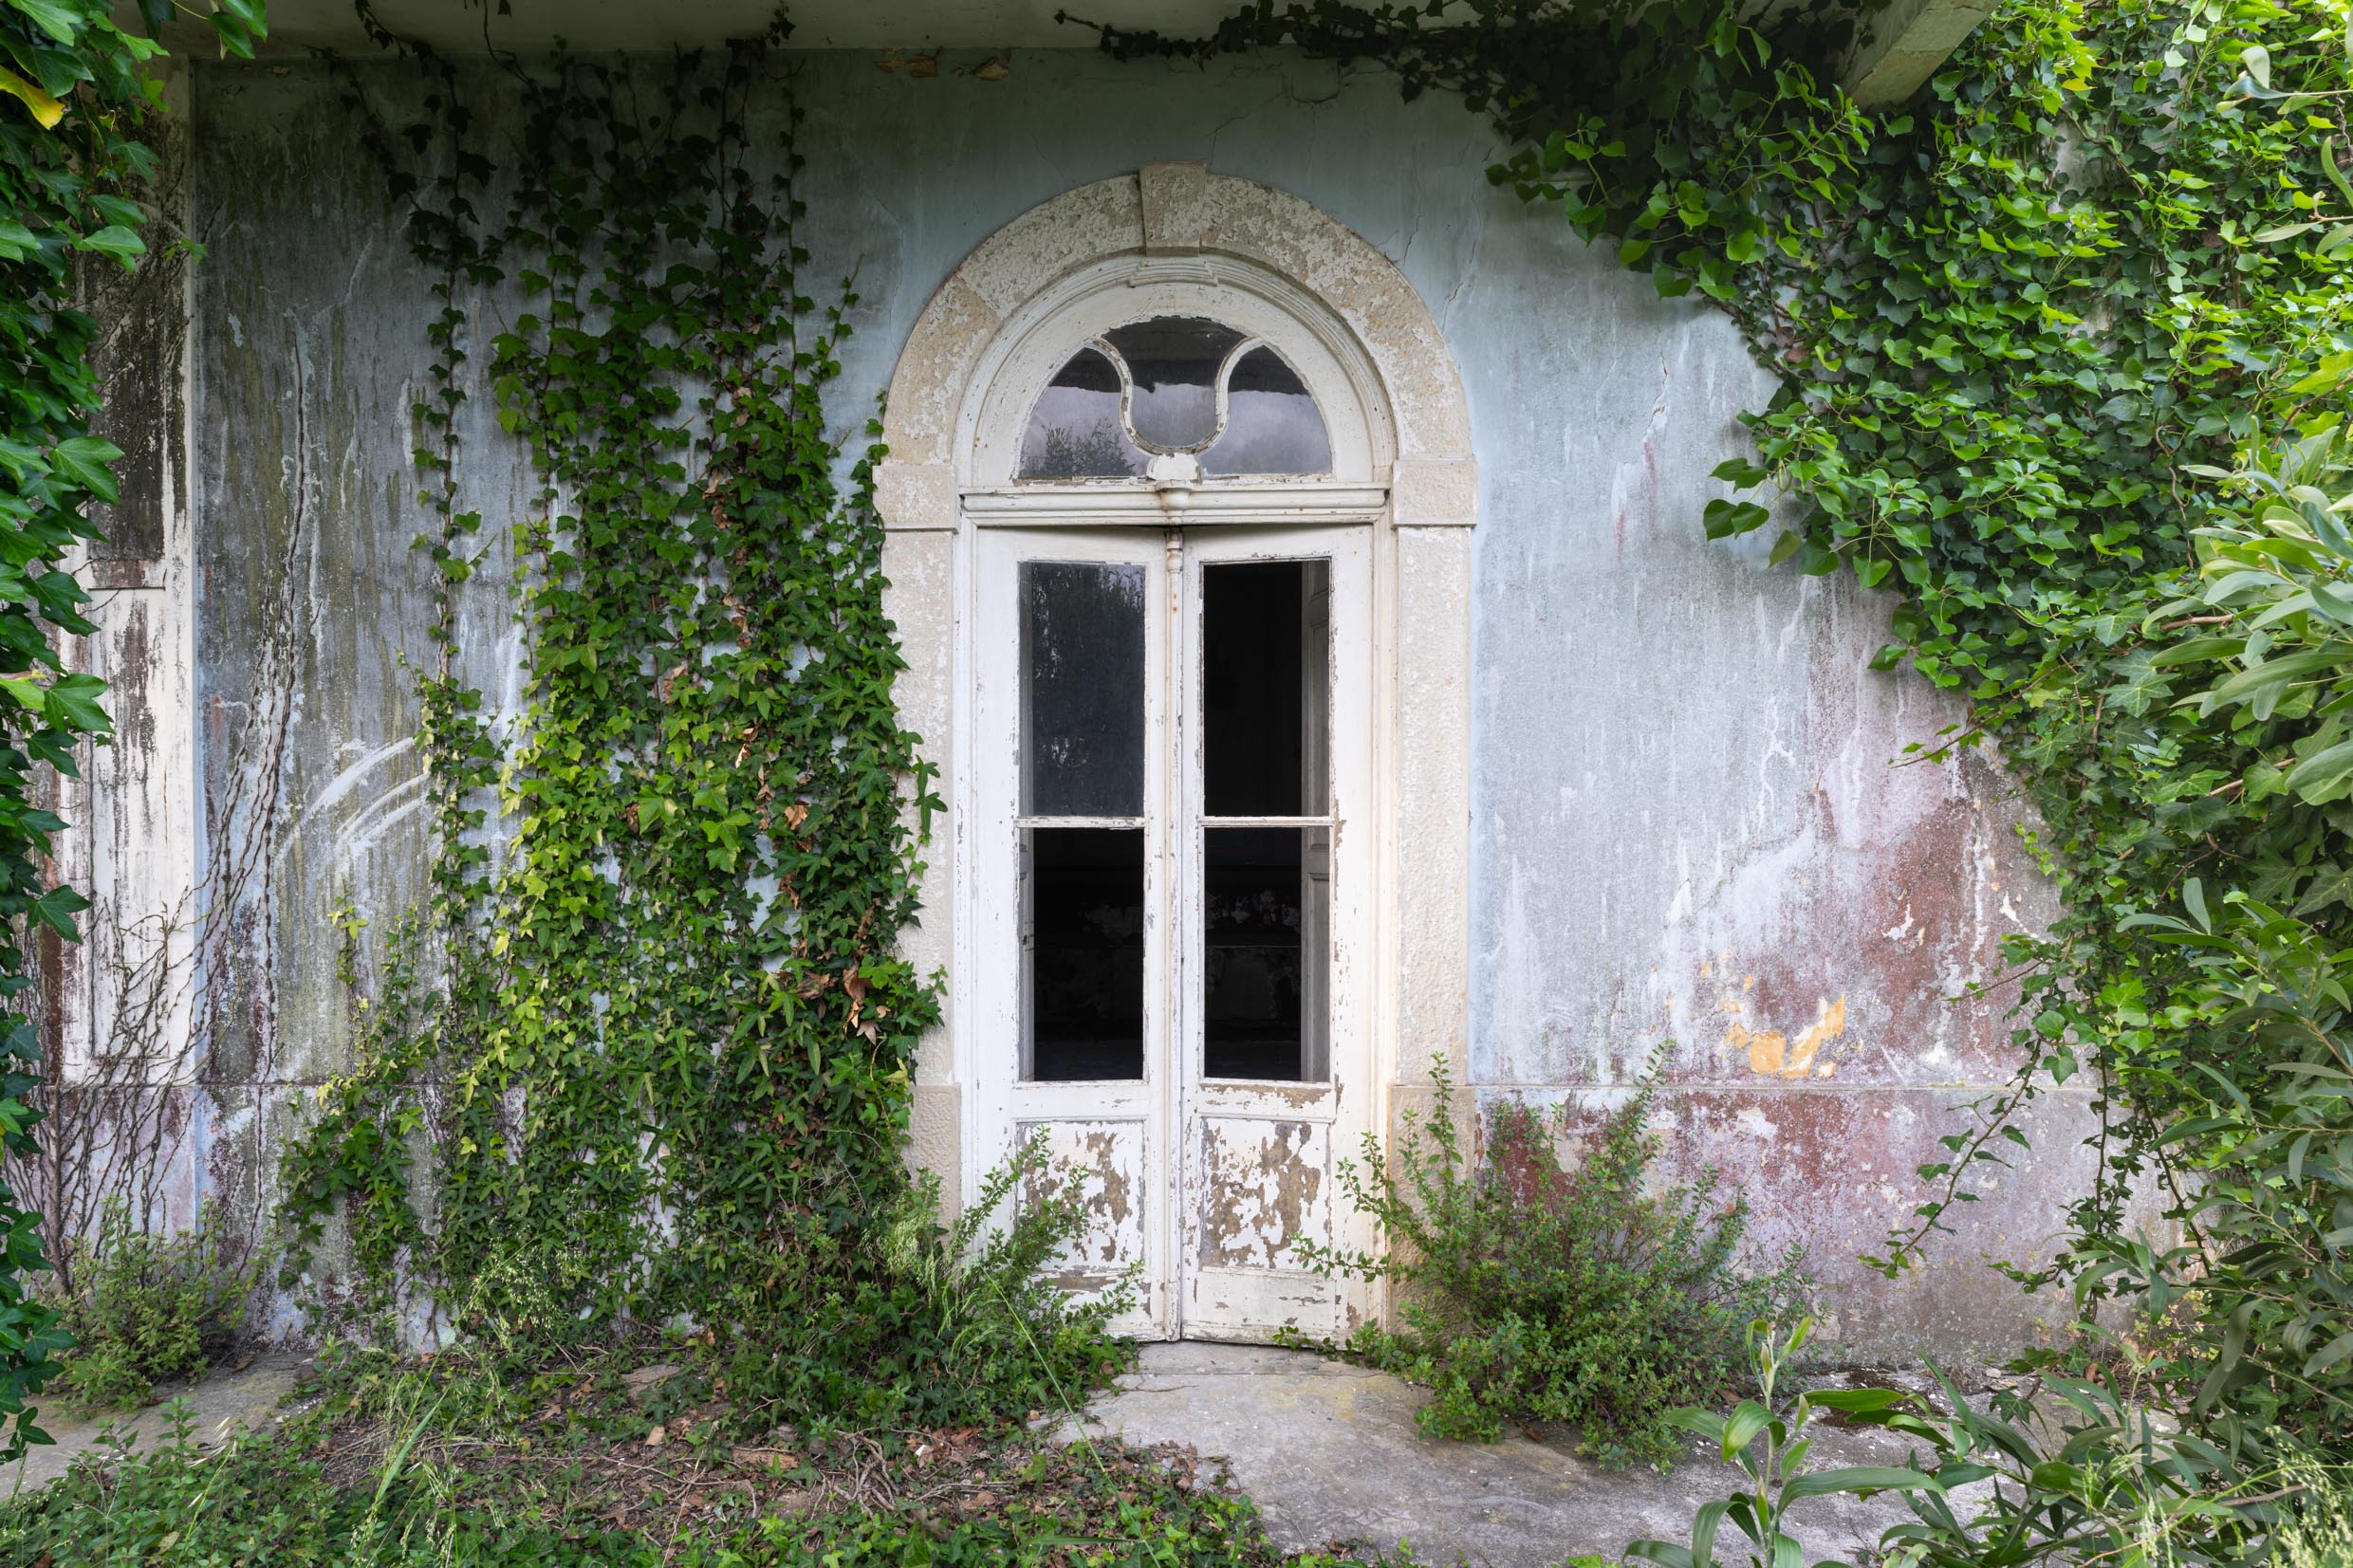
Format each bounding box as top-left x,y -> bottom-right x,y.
240,0 -> 1992,108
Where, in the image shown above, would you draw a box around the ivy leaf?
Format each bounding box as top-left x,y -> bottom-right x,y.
2238,43 -> 2271,93
41,673 -> 106,736
2102,650 -> 2171,717
1703,498 -> 1770,539
73,226 -> 143,267
5,0 -> 82,46
45,436 -> 120,504
27,885 -> 83,940
2294,864 -> 2353,915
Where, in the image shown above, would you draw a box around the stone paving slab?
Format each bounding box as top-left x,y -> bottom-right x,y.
3,1351 -> 314,1497
1066,1343 -> 1928,1567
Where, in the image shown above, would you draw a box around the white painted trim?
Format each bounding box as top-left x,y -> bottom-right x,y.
880,169 -> 1475,1340
961,483 -> 1387,528
962,255 -> 1384,485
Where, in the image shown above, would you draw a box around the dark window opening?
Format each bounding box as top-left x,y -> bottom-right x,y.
1028,827 -> 1144,1082
1204,828 -> 1313,1080
1203,560 -> 1327,817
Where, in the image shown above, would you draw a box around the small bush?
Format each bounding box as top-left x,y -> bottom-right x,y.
48,1197 -> 262,1410
713,1138 -> 1133,1434
1306,1053 -> 1806,1468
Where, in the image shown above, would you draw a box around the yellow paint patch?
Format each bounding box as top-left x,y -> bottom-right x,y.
1721,995 -> 1848,1079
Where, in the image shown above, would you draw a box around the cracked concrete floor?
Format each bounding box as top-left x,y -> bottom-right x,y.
4,1351 -> 312,1496
1065,1343 -> 1926,1567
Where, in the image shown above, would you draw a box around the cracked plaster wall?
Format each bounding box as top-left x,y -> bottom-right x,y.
179,46 -> 2097,1358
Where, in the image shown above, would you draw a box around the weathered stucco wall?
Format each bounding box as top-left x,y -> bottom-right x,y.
157,46 -> 2096,1358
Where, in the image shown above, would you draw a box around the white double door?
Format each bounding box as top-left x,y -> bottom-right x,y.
972,523 -> 1374,1341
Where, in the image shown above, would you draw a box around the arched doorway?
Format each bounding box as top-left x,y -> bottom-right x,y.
880,167 -> 1476,1342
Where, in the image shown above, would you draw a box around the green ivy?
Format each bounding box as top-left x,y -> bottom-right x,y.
0,0 -> 261,1463
1081,0 -> 2353,1279
278,26 -> 949,1366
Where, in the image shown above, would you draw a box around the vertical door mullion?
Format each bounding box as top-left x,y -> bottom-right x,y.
1159,525 -> 1189,1338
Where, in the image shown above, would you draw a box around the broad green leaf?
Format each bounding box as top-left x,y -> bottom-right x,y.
1803,1387 -> 1910,1413
1722,1399 -> 1770,1460
5,0 -> 81,45
1780,1466 -> 1941,1502
74,225 -> 144,267
2306,1330 -> 2353,1375
1624,1544 -> 1696,1568
1704,499 -> 1770,539
42,673 -> 106,735
45,436 -> 120,504
2293,863 -> 2353,915
2288,738 -> 2353,802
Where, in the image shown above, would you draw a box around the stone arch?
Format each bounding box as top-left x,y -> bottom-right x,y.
877,164 -> 1476,528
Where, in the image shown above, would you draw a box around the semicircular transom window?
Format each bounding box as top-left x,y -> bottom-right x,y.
1017,314 -> 1334,481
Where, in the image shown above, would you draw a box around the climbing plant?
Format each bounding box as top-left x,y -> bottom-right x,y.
0,0 -> 262,1463
279,23 -> 936,1315
1078,0 -> 2353,1271
279,22 -> 1116,1429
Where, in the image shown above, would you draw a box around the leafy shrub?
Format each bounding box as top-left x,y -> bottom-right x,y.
713,1138 -> 1132,1435
1623,1314 -> 2336,1568
2093,886 -> 2353,1458
47,1197 -> 261,1410
1306,1055 -> 1806,1468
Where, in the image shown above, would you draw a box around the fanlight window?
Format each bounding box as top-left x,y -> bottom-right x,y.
1018,315 -> 1333,481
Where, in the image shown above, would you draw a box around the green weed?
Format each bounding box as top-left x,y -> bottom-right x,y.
1303,1055 -> 1806,1469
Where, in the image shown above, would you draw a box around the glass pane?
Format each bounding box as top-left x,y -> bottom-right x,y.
1023,561 -> 1146,817
1103,316 -> 1245,452
1203,826 -> 1329,1082
1203,559 -> 1329,818
1202,347 -> 1332,475
1028,827 -> 1145,1082
1019,348 -> 1146,478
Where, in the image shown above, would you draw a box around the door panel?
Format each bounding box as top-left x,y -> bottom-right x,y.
975,529 -> 1172,1338
1189,1116 -> 1334,1271
1020,1116 -> 1150,1292
972,523 -> 1372,1343
1177,526 -> 1372,1340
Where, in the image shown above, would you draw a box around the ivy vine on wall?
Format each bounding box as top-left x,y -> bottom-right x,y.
0,0 -> 262,1462
1079,0 -> 2353,1282
278,28 -> 948,1372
